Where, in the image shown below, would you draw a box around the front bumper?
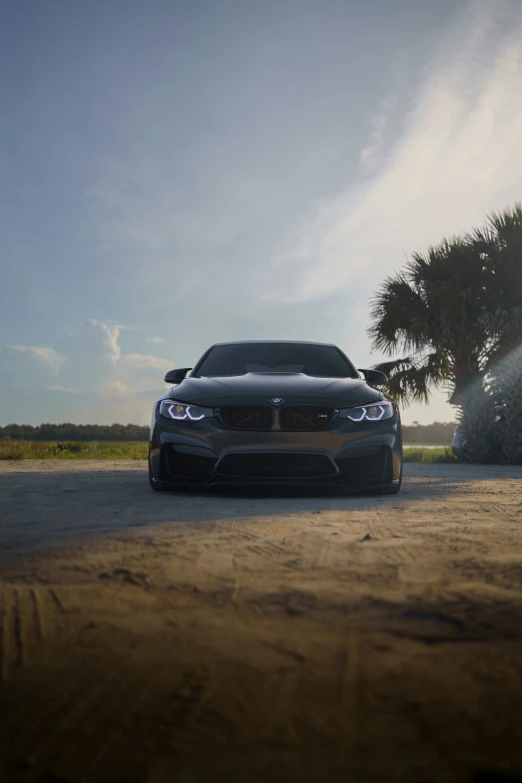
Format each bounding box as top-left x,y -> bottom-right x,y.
149,408 -> 402,489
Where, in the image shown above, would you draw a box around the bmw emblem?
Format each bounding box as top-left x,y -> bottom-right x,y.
271,397 -> 284,405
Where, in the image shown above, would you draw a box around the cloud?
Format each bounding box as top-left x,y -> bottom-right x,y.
271,0 -> 522,304
0,345 -> 66,392
5,345 -> 66,374
358,94 -> 398,175
0,319 -> 172,424
53,319 -> 123,391
86,318 -> 121,363
99,352 -> 172,398
145,337 -> 165,344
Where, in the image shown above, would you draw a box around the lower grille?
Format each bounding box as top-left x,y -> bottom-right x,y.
219,406 -> 273,430
165,448 -> 217,479
280,406 -> 336,430
217,453 -> 337,478
336,446 -> 389,481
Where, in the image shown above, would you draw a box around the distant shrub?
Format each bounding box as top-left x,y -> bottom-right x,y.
54,442 -> 82,453
403,447 -> 457,463
0,423 -> 149,442
0,441 -> 148,460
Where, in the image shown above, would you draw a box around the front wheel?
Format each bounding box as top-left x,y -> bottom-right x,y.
148,457 -> 172,492
361,482 -> 401,495
385,480 -> 402,495
362,465 -> 402,494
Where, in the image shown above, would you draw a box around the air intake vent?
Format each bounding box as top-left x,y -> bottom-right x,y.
336,446 -> 389,481
219,406 -> 273,430
217,453 -> 336,478
165,447 -> 217,479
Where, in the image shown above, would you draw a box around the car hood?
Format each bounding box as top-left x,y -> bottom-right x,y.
165,373 -> 383,407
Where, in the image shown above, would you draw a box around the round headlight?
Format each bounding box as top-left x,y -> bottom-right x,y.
339,401 -> 394,421
159,400 -> 213,421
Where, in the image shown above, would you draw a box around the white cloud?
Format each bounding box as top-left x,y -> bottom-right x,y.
271,0 -> 522,303
46,385 -> 82,393
86,318 -> 121,363
1,320 -> 172,424
0,346 -> 66,395
358,94 -> 398,175
99,352 -> 172,399
6,345 -> 66,374
145,337 -> 165,344
53,319 -> 123,392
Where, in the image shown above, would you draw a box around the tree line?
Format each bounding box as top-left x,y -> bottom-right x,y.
370,203 -> 522,464
0,424 -> 150,442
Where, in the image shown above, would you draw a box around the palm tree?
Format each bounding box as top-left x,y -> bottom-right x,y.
368,204 -> 522,463
468,206 -> 522,464
368,237 -> 496,462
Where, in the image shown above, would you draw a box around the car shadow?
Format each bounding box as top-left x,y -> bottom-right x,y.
0,462 -> 521,563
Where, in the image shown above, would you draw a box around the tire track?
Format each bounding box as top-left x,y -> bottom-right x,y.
216,529 -> 293,557
12,588 -> 25,668
303,538 -> 332,570
358,541 -> 417,565
29,588 -> 46,641
0,586 -> 68,748
367,512 -> 404,542
381,545 -> 417,564
363,513 -> 418,565
0,590 -> 23,680
0,588 -> 50,682
48,587 -> 66,614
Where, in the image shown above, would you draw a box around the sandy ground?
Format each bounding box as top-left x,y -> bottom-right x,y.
0,461 -> 522,783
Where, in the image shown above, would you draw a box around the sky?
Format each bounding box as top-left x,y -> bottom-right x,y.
1,0 -> 522,426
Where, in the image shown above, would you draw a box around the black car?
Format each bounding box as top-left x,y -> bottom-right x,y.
149,341 -> 402,494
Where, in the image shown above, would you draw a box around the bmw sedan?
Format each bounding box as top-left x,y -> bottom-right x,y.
149,341 -> 402,494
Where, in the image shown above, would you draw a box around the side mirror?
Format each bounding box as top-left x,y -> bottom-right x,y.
358,368 -> 388,385
164,368 -> 192,384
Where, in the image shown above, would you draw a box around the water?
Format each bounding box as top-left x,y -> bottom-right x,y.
403,444 -> 450,449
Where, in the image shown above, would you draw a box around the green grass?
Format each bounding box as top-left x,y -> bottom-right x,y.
0,441 -> 148,461
403,446 -> 457,463
0,441 -> 457,464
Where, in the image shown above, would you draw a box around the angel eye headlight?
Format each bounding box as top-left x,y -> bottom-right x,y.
339,401 -> 394,422
159,400 -> 213,421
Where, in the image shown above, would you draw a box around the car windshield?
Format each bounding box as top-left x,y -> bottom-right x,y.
195,342 -> 357,378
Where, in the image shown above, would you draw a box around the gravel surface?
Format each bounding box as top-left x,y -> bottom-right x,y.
0,460 -> 522,783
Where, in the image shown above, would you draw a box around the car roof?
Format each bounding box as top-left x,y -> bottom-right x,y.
211,340 -> 337,347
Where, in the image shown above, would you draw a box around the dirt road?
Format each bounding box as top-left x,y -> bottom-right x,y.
0,461 -> 522,783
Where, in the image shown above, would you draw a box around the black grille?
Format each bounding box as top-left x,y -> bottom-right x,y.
165,448 -> 217,479
336,446 -> 389,481
219,406 -> 273,430
280,406 -> 336,430
217,453 -> 336,478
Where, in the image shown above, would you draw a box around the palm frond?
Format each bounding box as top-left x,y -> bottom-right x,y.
372,352 -> 447,407
368,274 -> 431,354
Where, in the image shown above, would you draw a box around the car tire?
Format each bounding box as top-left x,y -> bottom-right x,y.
362,463 -> 402,495
361,482 -> 401,495
384,463 -> 403,494
148,458 -> 173,492
361,485 -> 387,495
385,480 -> 402,495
